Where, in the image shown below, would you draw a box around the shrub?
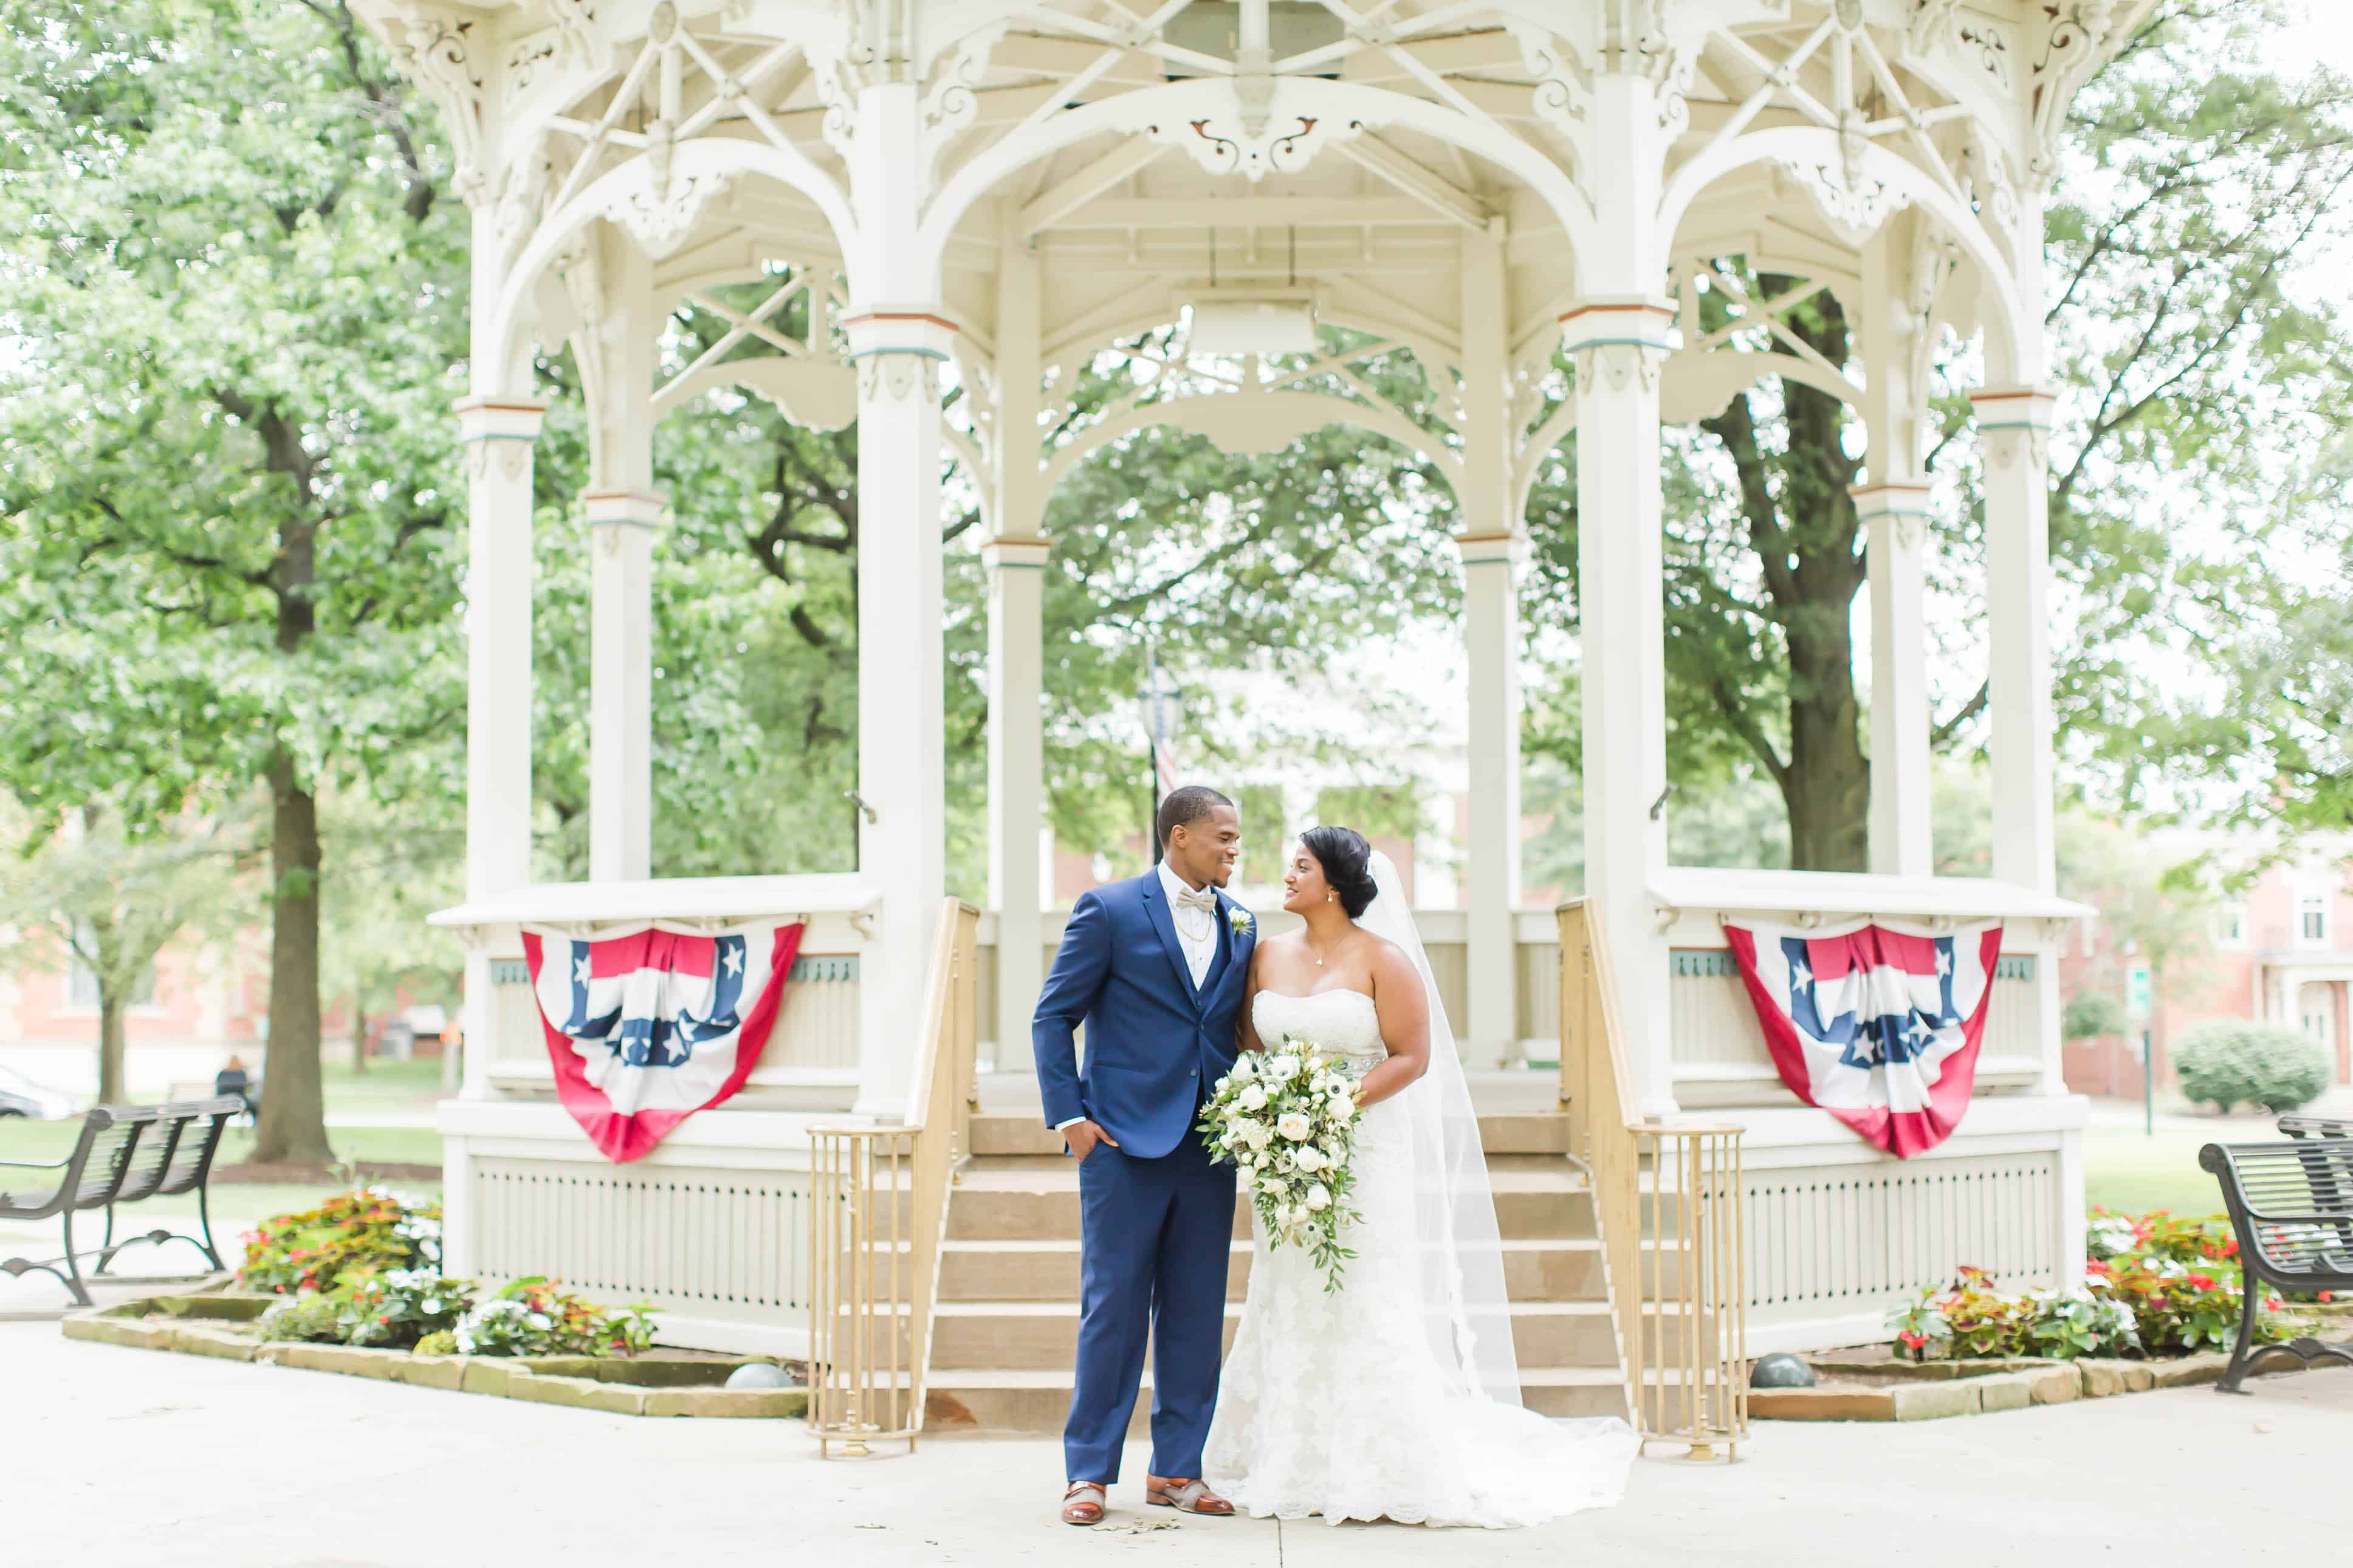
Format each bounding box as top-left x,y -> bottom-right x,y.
337,1270 -> 475,1349
414,1330 -> 459,1357
2062,991 -> 2127,1041
237,1188 -> 442,1295
256,1292 -> 345,1344
449,1277 -> 658,1358
2090,1254 -> 2279,1355
1888,1267 -> 2137,1361
2172,1021 -> 2331,1114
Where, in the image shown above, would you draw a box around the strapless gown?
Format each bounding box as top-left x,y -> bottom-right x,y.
1201,988 -> 1638,1527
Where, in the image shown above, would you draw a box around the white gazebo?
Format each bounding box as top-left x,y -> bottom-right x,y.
382,0 -> 2132,1364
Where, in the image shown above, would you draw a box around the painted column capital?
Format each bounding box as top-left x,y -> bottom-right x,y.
1559,298 -> 1679,393
582,489 -> 669,530
1851,481 -> 1936,547
453,395 -> 548,444
981,535 -> 1051,572
1452,531 -> 1528,568
1967,383 -> 2063,430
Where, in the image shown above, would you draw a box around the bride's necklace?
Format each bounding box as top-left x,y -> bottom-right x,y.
1304,929 -> 1341,968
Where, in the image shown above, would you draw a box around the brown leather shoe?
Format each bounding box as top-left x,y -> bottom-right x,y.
1062,1482 -> 1108,1526
1146,1476 -> 1235,1516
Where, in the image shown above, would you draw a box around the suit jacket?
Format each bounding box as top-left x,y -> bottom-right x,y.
1031,871 -> 1256,1159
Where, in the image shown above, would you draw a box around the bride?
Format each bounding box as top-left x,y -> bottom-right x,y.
1203,826 -> 1638,1528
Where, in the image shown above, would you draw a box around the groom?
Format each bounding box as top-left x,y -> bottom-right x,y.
1033,784 -> 1253,1525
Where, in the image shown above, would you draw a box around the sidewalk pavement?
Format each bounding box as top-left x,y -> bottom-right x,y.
2,1320 -> 2345,1568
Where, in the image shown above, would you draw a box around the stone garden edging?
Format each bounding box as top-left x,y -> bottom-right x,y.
61,1291 -> 808,1420
1750,1351 -> 2241,1422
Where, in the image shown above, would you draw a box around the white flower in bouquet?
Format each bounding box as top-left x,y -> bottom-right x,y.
1214,1075 -> 1231,1095
1245,1121 -> 1273,1149
1293,1146 -> 1323,1174
1306,1183 -> 1331,1213
1268,1055 -> 1300,1082
1327,1094 -> 1356,1122
1259,1176 -> 1286,1196
1232,1056 -> 1258,1081
1276,1111 -> 1311,1141
1239,1083 -> 1269,1112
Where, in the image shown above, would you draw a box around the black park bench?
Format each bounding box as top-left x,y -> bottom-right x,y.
2199,1126 -> 2353,1394
0,1097 -> 243,1306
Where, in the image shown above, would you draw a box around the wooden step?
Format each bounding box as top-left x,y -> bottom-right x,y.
936,1236 -> 1607,1302
969,1109 -> 1573,1159
943,1166 -> 1593,1243
920,1366 -> 1634,1436
927,1298 -> 1618,1373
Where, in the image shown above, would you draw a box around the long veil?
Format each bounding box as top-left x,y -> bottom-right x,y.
1356,851 -> 1523,1407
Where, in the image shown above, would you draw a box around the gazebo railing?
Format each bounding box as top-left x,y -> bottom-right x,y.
808,898 -> 980,1456
1557,899 -> 1748,1461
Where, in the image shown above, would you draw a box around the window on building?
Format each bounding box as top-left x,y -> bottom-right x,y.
2298,892 -> 2331,947
2214,904 -> 2248,951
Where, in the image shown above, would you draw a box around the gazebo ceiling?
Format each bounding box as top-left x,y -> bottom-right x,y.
357,0 -> 2148,377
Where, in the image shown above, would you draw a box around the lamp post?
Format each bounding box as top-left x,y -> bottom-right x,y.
1141,638 -> 1179,866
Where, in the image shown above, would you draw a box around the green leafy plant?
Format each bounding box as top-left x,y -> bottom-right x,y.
335,1270 -> 473,1349
2173,1021 -> 2331,1114
236,1188 -> 442,1295
413,1329 -> 459,1357
448,1278 -> 655,1358
255,1292 -> 345,1344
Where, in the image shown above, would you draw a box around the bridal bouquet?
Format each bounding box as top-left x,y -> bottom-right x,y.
1197,1041 -> 1362,1292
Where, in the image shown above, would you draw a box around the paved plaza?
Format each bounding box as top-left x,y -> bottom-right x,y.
3,1319 -> 2343,1568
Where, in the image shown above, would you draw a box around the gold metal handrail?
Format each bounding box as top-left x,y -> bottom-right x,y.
1558,899 -> 1748,1461
808,899 -> 980,1456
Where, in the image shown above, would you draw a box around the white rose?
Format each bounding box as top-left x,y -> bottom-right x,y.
1239,1083 -> 1268,1112
1214,1075 -> 1231,1095
1306,1183 -> 1331,1213
1293,1146 -> 1322,1174
1276,1112 -> 1311,1142
1327,1094 -> 1356,1122
1245,1121 -> 1273,1150
1235,1153 -> 1257,1172
1258,1176 -> 1285,1196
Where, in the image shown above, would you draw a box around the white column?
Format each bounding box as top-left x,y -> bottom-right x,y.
1858,484 -> 1934,875
1457,220 -> 1522,1069
1971,384 -> 2061,893
453,393 -> 545,1109
845,77 -> 950,1118
1564,69 -> 1676,1117
988,216 -> 1049,1072
986,537 -> 1049,1071
582,227 -> 662,883
1855,222 -> 1935,877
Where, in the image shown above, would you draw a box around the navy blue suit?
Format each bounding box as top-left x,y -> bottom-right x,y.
1033,872 -> 1252,1484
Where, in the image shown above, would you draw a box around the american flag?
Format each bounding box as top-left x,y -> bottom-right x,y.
1723,919 -> 2002,1157
520,922 -> 803,1162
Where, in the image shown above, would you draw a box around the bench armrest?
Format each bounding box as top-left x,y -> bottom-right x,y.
0,1155 -> 69,1173
2236,1203 -> 2353,1228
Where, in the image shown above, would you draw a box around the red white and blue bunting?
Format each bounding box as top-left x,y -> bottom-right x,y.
1722,918 -> 2002,1159
520,921 -> 804,1163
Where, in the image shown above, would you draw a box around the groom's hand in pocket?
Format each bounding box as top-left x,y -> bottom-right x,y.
1063,1120 -> 1118,1162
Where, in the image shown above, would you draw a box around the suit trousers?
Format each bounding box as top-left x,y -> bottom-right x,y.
1064,1130 -> 1236,1484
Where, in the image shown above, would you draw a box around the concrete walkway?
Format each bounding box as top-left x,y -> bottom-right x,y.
2,1322 -> 2346,1567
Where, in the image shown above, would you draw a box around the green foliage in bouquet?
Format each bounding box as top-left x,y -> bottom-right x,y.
1198,1042 -> 1363,1291
236,1188 -> 442,1295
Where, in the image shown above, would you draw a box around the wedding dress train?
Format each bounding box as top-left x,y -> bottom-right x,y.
1203,987 -> 1638,1528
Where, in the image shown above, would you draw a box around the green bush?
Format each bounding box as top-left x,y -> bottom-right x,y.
2172,1021 -> 2330,1114
255,1293 -> 345,1344
236,1187 -> 442,1295
2062,990 -> 2127,1040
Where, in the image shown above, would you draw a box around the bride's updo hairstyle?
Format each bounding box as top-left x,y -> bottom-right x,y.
1299,826 -> 1379,919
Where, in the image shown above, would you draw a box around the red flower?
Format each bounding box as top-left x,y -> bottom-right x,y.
2085,1259 -> 2112,1276
2266,1298 -> 2284,1312
1898,1331 -> 1926,1349
2320,1292 -> 2334,1304
2149,1295 -> 2166,1309
2187,1274 -> 2217,1292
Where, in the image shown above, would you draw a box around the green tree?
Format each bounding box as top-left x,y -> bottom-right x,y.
0,807 -> 240,1102
0,0 -> 469,1158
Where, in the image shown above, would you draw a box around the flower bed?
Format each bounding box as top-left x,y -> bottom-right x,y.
1754,1208 -> 2340,1423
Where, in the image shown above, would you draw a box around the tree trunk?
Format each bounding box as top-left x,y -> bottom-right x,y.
97,991 -> 126,1105
252,751 -> 332,1163
1781,620 -> 1871,872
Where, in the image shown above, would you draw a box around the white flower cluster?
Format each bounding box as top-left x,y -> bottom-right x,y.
452,1297 -> 555,1357
1197,1039 -> 1362,1292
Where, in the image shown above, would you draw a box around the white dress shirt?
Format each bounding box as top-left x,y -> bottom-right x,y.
1055,863 -> 1221,1134
1158,858 -> 1221,989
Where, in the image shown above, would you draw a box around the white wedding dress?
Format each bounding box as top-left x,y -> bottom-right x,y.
1203,985 -> 1639,1527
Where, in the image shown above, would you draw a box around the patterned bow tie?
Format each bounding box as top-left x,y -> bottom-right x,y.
1173,886 -> 1218,912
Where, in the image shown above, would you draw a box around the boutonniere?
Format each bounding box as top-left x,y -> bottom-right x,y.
1228,906 -> 1255,939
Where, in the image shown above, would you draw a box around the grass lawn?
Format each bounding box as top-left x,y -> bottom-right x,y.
2082,1123 -> 2231,1216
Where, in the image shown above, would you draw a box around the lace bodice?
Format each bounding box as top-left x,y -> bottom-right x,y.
1252,989 -> 1386,1069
